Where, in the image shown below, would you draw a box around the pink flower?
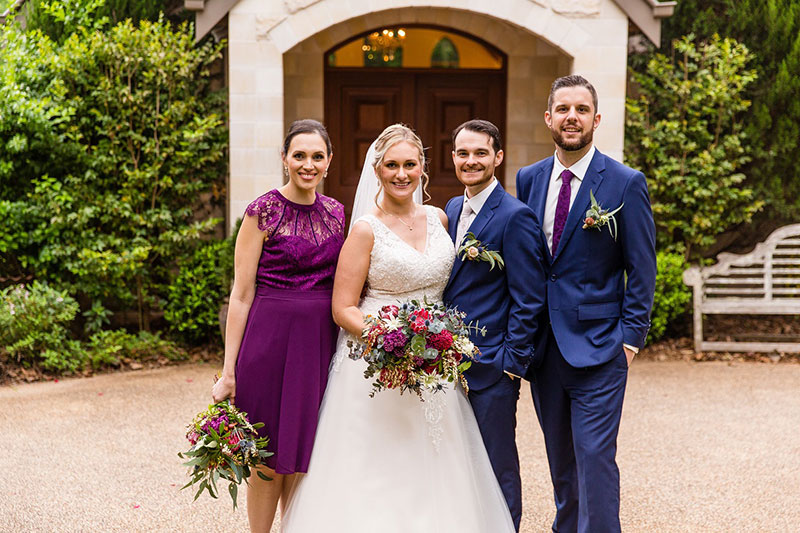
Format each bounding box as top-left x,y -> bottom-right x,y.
379,305 -> 399,319
410,317 -> 428,334
467,246 -> 480,259
427,330 -> 454,351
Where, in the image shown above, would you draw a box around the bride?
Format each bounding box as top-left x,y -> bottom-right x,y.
280,124 -> 516,532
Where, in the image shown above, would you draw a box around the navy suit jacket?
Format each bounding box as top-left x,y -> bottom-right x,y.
442,184 -> 548,391
515,149 -> 657,368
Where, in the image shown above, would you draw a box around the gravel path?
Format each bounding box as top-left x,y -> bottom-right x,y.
2,360 -> 798,532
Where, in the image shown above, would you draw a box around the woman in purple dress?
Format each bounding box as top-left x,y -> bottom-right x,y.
211,119 -> 344,531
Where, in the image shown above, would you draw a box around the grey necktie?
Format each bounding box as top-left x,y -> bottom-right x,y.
455,201 -> 473,247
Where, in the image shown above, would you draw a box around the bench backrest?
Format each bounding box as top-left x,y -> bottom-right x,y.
683,223 -> 800,302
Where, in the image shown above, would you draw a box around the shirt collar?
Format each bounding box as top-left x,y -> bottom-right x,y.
552,145 -> 596,183
463,178 -> 498,215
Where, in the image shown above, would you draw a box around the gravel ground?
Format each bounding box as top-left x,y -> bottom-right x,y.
1,360 -> 798,532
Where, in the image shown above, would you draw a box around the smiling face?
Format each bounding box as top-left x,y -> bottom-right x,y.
282,132 -> 331,196
545,86 -> 601,154
452,128 -> 503,196
376,141 -> 422,202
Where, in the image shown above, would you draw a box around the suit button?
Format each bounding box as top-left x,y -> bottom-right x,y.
550,274 -> 557,281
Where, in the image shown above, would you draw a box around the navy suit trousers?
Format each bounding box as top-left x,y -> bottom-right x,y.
531,329 -> 628,533
468,376 -> 522,531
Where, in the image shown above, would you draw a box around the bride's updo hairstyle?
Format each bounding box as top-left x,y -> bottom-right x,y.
371,123 -> 430,203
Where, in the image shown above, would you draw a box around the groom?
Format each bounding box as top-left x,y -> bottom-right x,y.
443,119 -> 547,531
516,75 -> 657,532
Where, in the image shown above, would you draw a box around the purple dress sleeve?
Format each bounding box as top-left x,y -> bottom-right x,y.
245,190 -> 344,291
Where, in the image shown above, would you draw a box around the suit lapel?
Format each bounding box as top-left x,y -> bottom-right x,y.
445,198 -> 461,244
552,151 -> 606,262
533,161 -> 554,264
446,183 -> 503,289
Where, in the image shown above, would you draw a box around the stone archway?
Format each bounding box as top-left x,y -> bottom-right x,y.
225,0 -> 631,227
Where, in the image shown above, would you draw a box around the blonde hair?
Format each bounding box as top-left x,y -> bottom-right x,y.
372,124 -> 430,204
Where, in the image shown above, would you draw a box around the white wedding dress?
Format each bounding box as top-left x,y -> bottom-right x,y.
280,205 -> 515,532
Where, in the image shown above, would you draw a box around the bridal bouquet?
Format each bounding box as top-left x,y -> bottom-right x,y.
348,298 -> 482,399
178,400 -> 272,509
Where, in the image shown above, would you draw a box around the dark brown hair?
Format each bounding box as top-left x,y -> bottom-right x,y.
547,75 -> 598,113
451,119 -> 502,154
282,119 -> 333,156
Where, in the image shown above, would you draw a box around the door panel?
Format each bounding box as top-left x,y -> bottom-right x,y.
416,72 -> 505,209
325,69 -> 505,221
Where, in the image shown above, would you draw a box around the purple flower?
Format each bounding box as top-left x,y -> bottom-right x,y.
382,330 -> 408,352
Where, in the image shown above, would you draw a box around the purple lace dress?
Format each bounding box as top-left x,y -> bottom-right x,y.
235,189 -> 344,474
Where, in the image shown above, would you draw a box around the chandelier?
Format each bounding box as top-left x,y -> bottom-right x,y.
362,28 -> 407,63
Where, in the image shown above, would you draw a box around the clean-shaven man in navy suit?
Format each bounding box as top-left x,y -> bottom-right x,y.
516,75 -> 657,533
443,119 -> 548,531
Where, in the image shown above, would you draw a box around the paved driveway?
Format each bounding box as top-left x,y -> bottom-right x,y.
1,360 -> 798,532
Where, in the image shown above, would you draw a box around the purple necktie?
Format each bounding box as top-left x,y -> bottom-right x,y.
551,169 -> 574,253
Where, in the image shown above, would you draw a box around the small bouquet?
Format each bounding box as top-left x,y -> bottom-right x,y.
457,232 -> 504,270
348,298 -> 482,399
178,400 -> 272,509
583,189 -> 623,240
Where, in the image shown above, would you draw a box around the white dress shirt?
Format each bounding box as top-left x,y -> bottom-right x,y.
456,178 -> 498,246
542,145 -> 596,254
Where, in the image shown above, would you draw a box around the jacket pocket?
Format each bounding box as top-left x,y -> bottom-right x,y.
578,301 -> 621,321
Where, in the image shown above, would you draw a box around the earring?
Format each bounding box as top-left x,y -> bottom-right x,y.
323,170 -> 328,178
283,167 -> 289,178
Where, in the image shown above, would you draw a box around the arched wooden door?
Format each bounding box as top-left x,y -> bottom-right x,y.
323,27 -> 507,222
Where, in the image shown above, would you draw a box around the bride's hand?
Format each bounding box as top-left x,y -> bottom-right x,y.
212,374 -> 236,403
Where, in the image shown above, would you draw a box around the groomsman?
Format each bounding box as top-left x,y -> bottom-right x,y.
443,119 -> 548,531
516,75 -> 657,533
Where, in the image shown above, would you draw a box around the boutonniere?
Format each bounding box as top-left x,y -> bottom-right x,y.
583,190 -> 623,240
457,232 -> 504,270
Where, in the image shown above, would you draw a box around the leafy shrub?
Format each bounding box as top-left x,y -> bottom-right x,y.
626,35 -> 761,258
86,329 -> 186,369
164,238 -> 234,344
648,251 -> 692,342
0,281 -> 84,372
0,9 -> 227,330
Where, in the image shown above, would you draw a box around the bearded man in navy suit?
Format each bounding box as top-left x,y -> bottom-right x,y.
443,119 -> 548,531
516,75 -> 657,533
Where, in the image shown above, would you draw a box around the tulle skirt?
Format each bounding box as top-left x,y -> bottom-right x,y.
280,327 -> 516,532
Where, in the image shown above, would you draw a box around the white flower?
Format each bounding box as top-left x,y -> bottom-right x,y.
386,316 -> 403,331
454,336 -> 474,355
467,246 -> 480,259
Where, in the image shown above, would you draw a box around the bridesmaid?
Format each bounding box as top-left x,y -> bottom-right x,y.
211,119 -> 344,532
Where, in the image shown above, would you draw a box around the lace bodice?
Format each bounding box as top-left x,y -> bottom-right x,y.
356,205 -> 455,316
244,189 -> 344,290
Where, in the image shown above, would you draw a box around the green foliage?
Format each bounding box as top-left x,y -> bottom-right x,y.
86,329 -> 186,368
625,35 -> 762,258
24,0 -> 186,43
652,0 -> 800,222
0,281 -> 85,372
164,237 -> 234,345
648,251 -> 692,343
0,8 -> 227,330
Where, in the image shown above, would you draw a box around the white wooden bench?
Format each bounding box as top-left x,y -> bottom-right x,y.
682,223 -> 800,353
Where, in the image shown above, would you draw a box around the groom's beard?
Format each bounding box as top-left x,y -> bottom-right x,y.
551,125 -> 593,152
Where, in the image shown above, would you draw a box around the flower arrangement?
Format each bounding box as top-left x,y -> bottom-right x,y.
583,189 -> 623,240
457,232 -> 504,270
348,298 -> 482,399
178,400 -> 272,509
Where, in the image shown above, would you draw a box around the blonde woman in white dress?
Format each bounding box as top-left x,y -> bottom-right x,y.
280,124 -> 516,532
